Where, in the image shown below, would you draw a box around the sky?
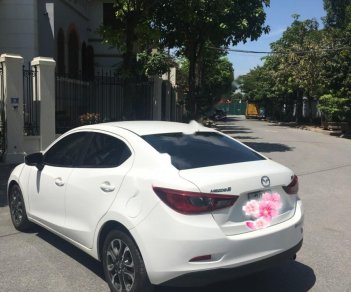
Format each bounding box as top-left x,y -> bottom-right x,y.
229,0 -> 326,78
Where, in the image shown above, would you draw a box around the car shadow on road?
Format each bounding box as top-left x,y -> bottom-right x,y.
29,225 -> 315,292
232,136 -> 259,140
221,130 -> 254,135
0,193 -> 7,207
220,125 -> 253,135
0,164 -> 18,207
32,225 -> 105,280
156,260 -> 316,292
244,142 -> 294,153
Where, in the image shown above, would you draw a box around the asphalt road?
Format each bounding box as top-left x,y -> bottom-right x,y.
1,116 -> 350,292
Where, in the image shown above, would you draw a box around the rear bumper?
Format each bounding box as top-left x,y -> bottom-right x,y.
132,200 -> 304,285
163,239 -> 302,287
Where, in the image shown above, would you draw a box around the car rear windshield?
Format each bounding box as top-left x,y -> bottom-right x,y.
142,132 -> 265,170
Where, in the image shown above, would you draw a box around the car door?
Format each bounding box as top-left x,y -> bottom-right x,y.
27,132 -> 92,233
63,131 -> 134,248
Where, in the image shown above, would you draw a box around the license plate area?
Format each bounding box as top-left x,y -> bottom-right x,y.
247,190 -> 271,201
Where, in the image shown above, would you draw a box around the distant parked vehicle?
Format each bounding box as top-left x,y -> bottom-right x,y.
258,107 -> 266,120
210,109 -> 227,121
246,102 -> 259,119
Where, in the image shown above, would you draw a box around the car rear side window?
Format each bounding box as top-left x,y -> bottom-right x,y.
44,132 -> 92,167
79,133 -> 131,168
142,132 -> 264,170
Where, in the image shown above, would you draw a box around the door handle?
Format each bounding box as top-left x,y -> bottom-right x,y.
100,181 -> 115,192
55,177 -> 64,187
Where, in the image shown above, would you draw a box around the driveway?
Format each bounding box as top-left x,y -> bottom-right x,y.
1,116 -> 350,291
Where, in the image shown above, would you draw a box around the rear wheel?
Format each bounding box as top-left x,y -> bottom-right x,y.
9,184 -> 31,231
102,230 -> 153,292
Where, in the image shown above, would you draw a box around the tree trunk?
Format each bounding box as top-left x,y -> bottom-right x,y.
187,42 -> 205,120
295,89 -> 303,123
308,96 -> 314,124
187,46 -> 198,119
122,15 -> 138,119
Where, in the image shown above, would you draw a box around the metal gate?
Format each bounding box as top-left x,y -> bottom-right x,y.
216,101 -> 247,115
0,62 -> 6,160
23,64 -> 39,136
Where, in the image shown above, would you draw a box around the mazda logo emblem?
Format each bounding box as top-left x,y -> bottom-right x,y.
261,176 -> 270,187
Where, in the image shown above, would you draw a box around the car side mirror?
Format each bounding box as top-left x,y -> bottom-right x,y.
25,152 -> 44,171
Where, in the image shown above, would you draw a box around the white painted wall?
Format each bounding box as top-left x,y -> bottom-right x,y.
31,57 -> 56,150
162,67 -> 177,86
0,54 -> 26,163
0,0 -> 39,64
0,0 -> 121,70
24,136 -> 41,154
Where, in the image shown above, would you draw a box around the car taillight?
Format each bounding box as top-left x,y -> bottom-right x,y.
283,175 -> 299,194
153,187 -> 238,214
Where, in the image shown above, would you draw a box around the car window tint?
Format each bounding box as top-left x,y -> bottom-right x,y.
142,132 -> 264,170
80,133 -> 131,168
44,132 -> 91,167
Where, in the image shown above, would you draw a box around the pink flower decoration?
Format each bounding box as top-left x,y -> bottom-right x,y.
258,200 -> 278,220
246,221 -> 256,230
254,217 -> 270,229
244,192 -> 283,230
262,192 -> 282,210
245,218 -> 270,230
242,200 -> 259,217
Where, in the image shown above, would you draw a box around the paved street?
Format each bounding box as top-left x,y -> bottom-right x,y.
1,116 -> 351,291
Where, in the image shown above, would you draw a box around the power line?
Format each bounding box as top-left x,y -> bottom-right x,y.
208,45 -> 351,55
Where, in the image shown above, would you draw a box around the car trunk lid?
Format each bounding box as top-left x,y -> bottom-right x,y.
179,159 -> 297,235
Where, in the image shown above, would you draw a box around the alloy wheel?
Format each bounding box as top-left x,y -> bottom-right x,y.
10,187 -> 23,225
106,238 -> 135,292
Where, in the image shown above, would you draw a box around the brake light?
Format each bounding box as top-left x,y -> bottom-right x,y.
153,187 -> 238,214
283,175 -> 299,194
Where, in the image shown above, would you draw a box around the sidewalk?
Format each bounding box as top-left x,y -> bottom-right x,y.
268,121 -> 351,139
0,163 -> 17,207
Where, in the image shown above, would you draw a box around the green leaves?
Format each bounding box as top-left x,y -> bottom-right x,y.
98,0 -> 270,116
318,94 -> 351,122
153,0 -> 269,116
323,0 -> 351,28
240,7 -> 351,124
137,50 -> 176,77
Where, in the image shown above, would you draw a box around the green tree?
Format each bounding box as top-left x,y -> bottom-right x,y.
321,1 -> 351,100
153,0 -> 270,117
240,16 -> 329,122
99,0 -> 159,77
200,48 -> 234,111
177,48 -> 234,114
269,16 -> 325,122
137,50 -> 175,77
323,0 -> 351,28
318,94 -> 351,122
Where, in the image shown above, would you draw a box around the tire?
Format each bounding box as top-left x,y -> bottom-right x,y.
8,184 -> 31,231
102,230 -> 153,292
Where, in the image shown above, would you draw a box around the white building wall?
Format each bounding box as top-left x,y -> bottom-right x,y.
53,0 -> 90,72
53,0 -> 90,44
87,0 -> 122,69
0,0 -> 121,70
0,0 -> 39,64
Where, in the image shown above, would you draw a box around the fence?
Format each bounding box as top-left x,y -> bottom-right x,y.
23,64 -> 39,136
0,62 -> 5,160
216,102 -> 247,116
0,54 -> 178,162
56,71 -> 154,133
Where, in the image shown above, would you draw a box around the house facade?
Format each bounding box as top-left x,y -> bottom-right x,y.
0,0 -> 121,75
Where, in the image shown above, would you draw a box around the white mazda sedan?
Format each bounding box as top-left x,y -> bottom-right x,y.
8,121 -> 303,292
